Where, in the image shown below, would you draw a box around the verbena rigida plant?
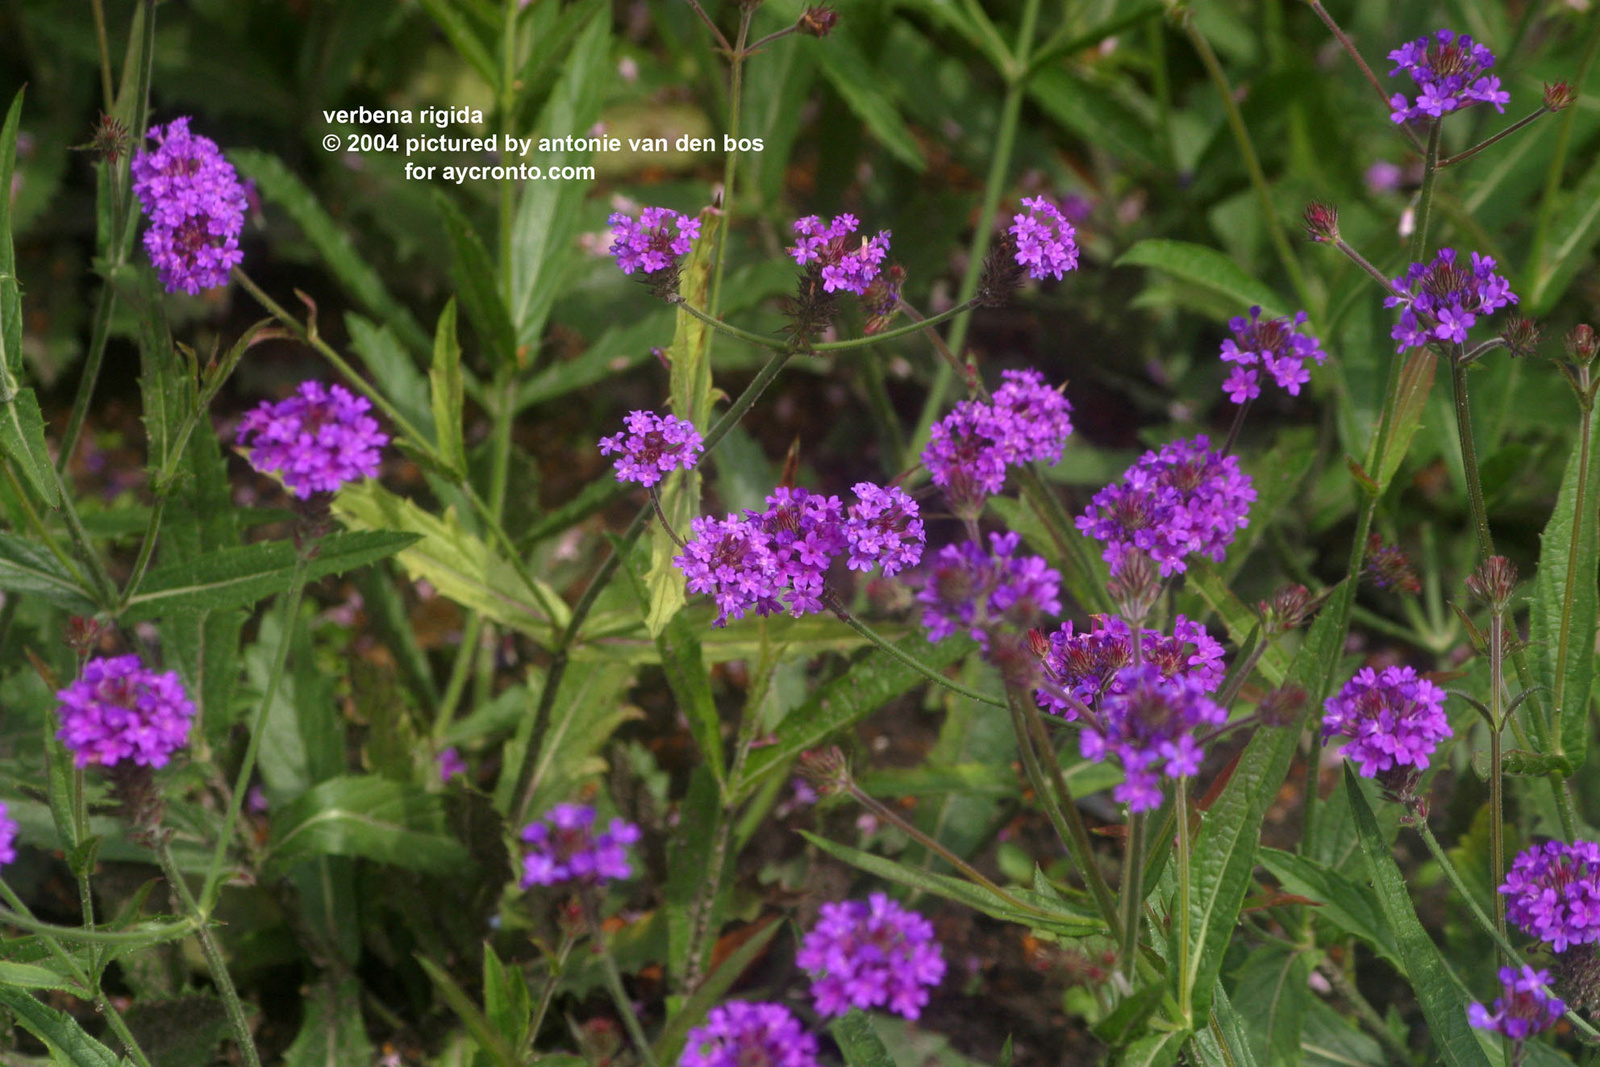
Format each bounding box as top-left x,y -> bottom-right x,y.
3,1 -> 1600,1064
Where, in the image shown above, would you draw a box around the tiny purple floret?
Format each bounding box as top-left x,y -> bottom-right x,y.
844,483 -> 924,576
1219,307 -> 1326,404
236,381 -> 388,498
1079,664 -> 1226,811
1037,614 -> 1225,721
56,655 -> 196,769
437,748 -> 467,783
0,800 -> 16,868
788,214 -> 891,295
798,893 -> 946,1019
1468,965 -> 1565,1040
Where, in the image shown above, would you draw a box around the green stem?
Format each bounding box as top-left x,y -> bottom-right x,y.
1183,13 -> 1312,315
200,554 -> 308,912
527,927 -> 579,1054
824,593 -> 1006,708
1448,354 -> 1495,563
707,6 -> 753,327
582,896 -> 659,1067
1175,776 -> 1194,1029
156,838 -> 262,1067
0,459 -> 89,589
57,282 -> 118,473
1489,607 -> 1507,955
1119,812 -> 1146,980
433,613 -> 483,745
118,496 -> 167,606
674,295 -> 982,354
1006,688 -> 1121,934
1305,2 -> 1424,155
89,0 -> 114,111
1438,106 -> 1552,168
1410,121 -> 1442,263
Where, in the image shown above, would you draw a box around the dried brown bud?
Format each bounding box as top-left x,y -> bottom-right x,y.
1500,315 -> 1541,359
797,5 -> 839,37
1566,324 -> 1599,366
65,615 -> 105,657
1544,81 -> 1575,112
1364,534 -> 1421,595
76,113 -> 131,165
977,235 -> 1028,307
797,746 -> 853,797
1257,685 -> 1309,727
861,264 -> 905,335
1465,555 -> 1519,613
1259,584 -> 1322,634
1303,202 -> 1340,244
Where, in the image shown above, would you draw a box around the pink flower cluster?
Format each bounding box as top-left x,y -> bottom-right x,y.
788,214 -> 891,295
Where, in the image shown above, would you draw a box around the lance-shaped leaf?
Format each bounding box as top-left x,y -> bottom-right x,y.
0,532 -> 96,610
0,987 -> 123,1067
1116,240 -> 1288,319
263,775 -> 471,874
429,299 -> 468,477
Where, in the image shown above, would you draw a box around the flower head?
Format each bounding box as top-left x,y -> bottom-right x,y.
1469,965 -> 1566,1040
608,207 -> 700,276
675,514 -> 783,626
1322,665 -> 1450,779
680,1002 -> 819,1067
236,381 -> 388,498
1218,307 -> 1327,403
437,748 -> 467,783
1501,840 -> 1600,952
749,487 -> 847,617
923,369 -> 1072,510
1388,29 -> 1510,125
130,117 -> 249,294
518,803 -> 640,889
1009,197 -> 1080,281
1037,614 -> 1225,721
788,214 -> 891,295
919,532 -> 1061,650
798,893 -> 946,1019
1386,248 -> 1517,353
1076,436 -> 1255,577
56,655 -> 196,769
844,483 -> 924,576
0,801 -> 15,869
599,410 -> 704,487
1080,665 -> 1227,811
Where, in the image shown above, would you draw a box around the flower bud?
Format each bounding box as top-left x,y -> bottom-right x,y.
1364,534 -> 1421,595
797,746 -> 853,797
1259,584 -> 1320,634
1566,324 -> 1598,366
1465,555 -> 1519,613
1106,547 -> 1160,623
1303,202 -> 1340,244
1500,315 -> 1541,359
797,5 -> 839,36
1544,81 -> 1575,112
1257,684 -> 1309,728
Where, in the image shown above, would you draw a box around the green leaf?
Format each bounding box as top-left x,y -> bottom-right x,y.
1185,561 -> 1287,686
1344,765 -> 1492,1067
136,269 -> 189,479
801,832 -> 1105,938
280,976 -> 374,1067
491,662 -> 639,815
1258,848 -> 1400,967
735,634 -> 978,798
1530,403 -> 1600,767
347,313 -> 431,445
1189,982 -> 1262,1067
509,8 -> 607,349
122,996 -> 233,1067
516,309 -> 674,409
263,775 -> 472,874
1300,997 -> 1389,1067
666,766 -> 724,986
814,34 -> 927,171
433,193 -> 518,366
1175,581 -> 1349,1021
416,955 -> 519,1067
1374,348 -> 1437,492
1530,151 -> 1600,314
0,986 -> 123,1067
1028,2 -> 1165,71
0,89 -> 25,384
483,945 -> 532,1053
414,0 -> 499,88
124,531 -> 418,616
1230,945 -> 1311,1066
654,921 -> 782,1066
430,299 -> 468,478
0,532 -> 96,610
1115,1030 -> 1186,1067
832,1010 -> 898,1067
1028,68 -> 1163,172
1115,240 -> 1288,319
0,960 -> 85,994
0,388 -> 61,508
230,150 -> 429,355
334,480 -> 567,638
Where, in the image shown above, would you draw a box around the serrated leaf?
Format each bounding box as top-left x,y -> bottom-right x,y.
334,480 -> 567,639
1115,240 -> 1288,319
1531,401 -> 1600,768
430,299 -> 467,477
136,268 -> 188,478
433,193 -> 517,366
814,34 -> 926,171
1345,765 -> 1492,1067
801,831 -> 1105,938
625,548 -> 723,782
1029,68 -> 1163,173
1189,982 -> 1262,1067
492,662 -> 638,815
0,388 -> 61,508
417,955 -> 519,1067
1185,561 -> 1287,686
735,635 -> 978,798
1116,1030 -> 1186,1067
832,1010 -> 898,1067
230,150 -> 429,355
1231,945 -> 1311,1066
123,531 -> 418,616
347,313 -> 431,444
510,8 -> 607,348
263,775 -> 471,874
0,89 -> 25,384
0,960 -> 86,994
280,976 -> 374,1067
1374,347 -> 1437,492
0,986 -> 123,1067
483,945 -> 532,1053
0,531 -> 97,610
1258,848 -> 1399,967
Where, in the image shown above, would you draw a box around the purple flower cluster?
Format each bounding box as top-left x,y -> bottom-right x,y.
1079,664 -> 1227,811
1500,840 -> 1600,952
1386,248 -> 1517,353
236,381 -> 389,499
923,369 -> 1073,509
130,117 -> 249,294
1468,965 -> 1566,1040
1388,29 -> 1510,125
518,803 -> 641,889
680,1002 -> 819,1067
1218,307 -> 1327,403
599,410 -> 704,487
675,484 -> 924,626
1036,614 -> 1225,721
1009,197 -> 1079,281
608,206 -> 701,275
1076,436 -> 1255,577
437,748 -> 467,783
56,655 -> 196,769
788,214 -> 891,295
918,532 -> 1061,650
0,800 -> 15,868
797,893 -> 946,1019
1321,665 -> 1450,779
